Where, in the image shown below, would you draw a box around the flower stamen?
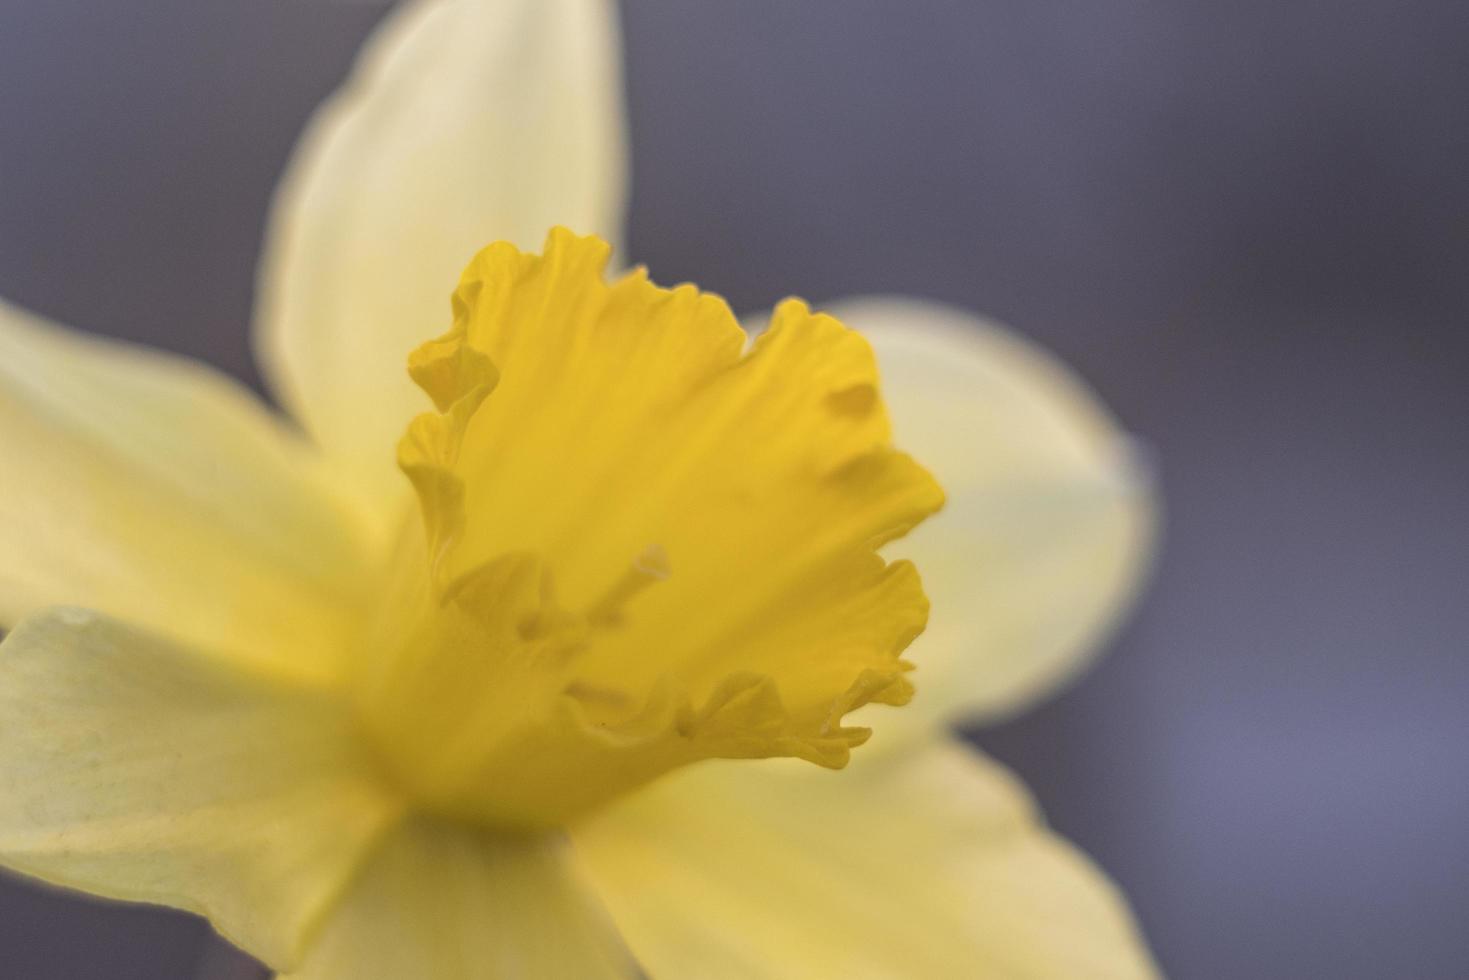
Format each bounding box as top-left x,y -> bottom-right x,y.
587,544 -> 671,627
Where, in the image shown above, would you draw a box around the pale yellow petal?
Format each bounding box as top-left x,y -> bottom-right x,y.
282,818 -> 637,980
255,0 -> 628,524
0,301 -> 373,682
0,610 -> 403,972
574,740 -> 1158,979
826,296 -> 1156,735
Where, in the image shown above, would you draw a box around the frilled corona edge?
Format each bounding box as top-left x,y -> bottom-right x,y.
372,228 -> 944,827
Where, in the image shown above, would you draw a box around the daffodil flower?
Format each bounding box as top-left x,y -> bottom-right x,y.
0,1 -> 1158,977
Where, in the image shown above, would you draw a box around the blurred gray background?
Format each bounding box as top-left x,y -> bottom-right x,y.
2,1 -> 1467,977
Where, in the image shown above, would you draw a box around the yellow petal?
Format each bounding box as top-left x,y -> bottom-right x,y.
0,301 -> 373,683
828,297 -> 1156,735
282,818 -> 636,980
573,739 -> 1159,979
365,231 -> 942,828
255,0 -> 628,528
0,610 -> 403,971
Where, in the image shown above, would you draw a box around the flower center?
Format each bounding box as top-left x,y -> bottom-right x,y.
352,229 -> 943,830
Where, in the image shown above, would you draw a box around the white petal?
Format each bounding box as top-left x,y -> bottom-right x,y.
0,610 -> 403,971
0,300 -> 372,682
574,740 -> 1158,979
283,819 -> 637,980
255,0 -> 629,526
828,296 -> 1157,736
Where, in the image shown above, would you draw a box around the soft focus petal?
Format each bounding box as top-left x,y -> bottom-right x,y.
826,296 -> 1156,734
256,0 -> 628,523
0,610 -> 403,971
0,301 -> 372,682
282,819 -> 636,980
574,740 -> 1158,979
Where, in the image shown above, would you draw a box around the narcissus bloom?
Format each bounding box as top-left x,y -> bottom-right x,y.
0,1 -> 1158,978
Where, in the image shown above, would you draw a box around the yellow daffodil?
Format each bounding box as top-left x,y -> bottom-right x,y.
0,1 -> 1158,977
